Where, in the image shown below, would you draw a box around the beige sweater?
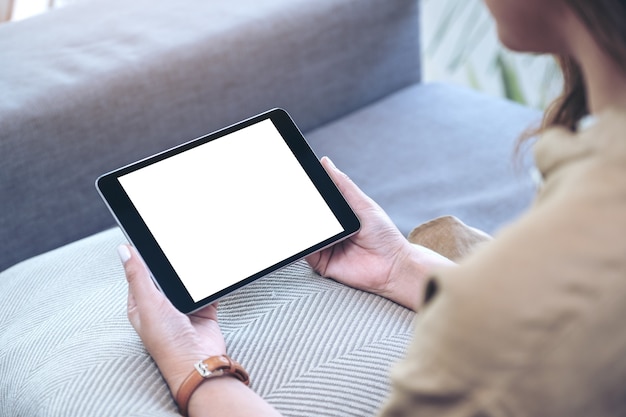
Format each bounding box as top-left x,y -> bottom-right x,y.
380,118 -> 626,416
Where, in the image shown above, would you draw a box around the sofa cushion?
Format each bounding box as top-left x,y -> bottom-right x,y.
0,0 -> 420,272
0,227 -> 415,416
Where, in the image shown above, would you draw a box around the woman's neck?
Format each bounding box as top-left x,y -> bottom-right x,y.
568,19 -> 626,114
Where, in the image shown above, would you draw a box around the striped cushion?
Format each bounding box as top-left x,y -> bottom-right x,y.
0,228 -> 415,416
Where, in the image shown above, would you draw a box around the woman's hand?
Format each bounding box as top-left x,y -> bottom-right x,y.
306,157 -> 454,311
118,245 -> 226,399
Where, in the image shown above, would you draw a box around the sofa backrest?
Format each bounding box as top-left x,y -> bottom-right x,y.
0,0 -> 420,271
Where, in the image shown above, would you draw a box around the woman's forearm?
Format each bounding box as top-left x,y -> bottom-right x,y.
188,377 -> 282,417
382,243 -> 455,311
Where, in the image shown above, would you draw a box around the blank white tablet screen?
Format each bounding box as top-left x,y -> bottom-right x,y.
119,119 -> 343,302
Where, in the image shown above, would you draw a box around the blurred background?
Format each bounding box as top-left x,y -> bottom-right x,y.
422,0 -> 562,109
2,0 -> 563,110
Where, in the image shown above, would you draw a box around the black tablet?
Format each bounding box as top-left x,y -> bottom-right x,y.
97,109 -> 360,314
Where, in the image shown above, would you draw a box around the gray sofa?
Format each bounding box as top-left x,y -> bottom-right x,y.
0,0 -> 539,415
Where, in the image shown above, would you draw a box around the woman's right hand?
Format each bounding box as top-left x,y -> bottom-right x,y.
306,157 -> 454,311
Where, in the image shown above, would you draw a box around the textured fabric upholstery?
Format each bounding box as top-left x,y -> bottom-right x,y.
0,227 -> 415,416
0,0 -> 420,271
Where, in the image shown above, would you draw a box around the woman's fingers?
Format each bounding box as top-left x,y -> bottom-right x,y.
118,244 -> 171,328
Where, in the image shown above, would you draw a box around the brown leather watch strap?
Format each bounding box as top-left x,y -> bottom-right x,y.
175,355 -> 250,416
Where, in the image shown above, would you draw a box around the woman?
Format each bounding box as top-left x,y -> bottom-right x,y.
118,0 -> 626,415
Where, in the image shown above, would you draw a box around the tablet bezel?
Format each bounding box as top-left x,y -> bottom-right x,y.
97,108 -> 360,314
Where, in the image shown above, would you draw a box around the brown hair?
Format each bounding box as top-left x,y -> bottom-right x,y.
538,0 -> 626,133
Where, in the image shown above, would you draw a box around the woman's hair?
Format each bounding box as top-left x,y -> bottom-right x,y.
540,0 -> 626,132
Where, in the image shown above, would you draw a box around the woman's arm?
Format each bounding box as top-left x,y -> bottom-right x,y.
119,245 -> 282,417
185,377 -> 281,417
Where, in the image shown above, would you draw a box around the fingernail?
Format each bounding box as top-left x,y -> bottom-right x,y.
117,244 -> 131,264
324,156 -> 337,169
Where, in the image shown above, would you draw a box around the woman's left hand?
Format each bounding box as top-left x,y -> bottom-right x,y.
118,244 -> 226,399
